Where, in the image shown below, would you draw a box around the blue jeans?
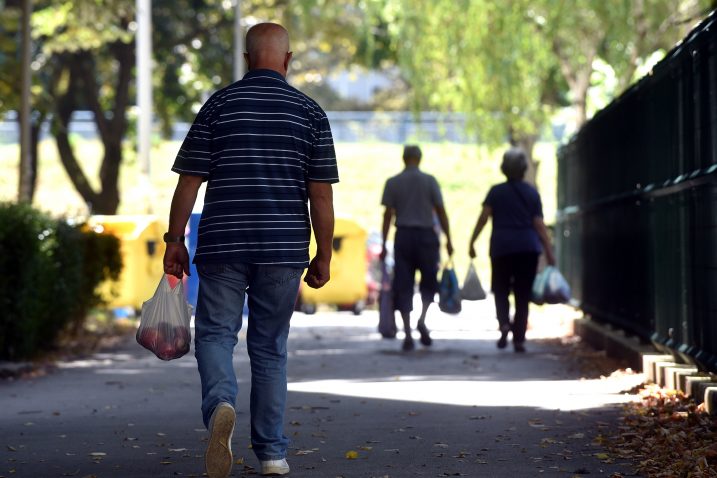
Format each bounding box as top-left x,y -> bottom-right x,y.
194,262 -> 302,461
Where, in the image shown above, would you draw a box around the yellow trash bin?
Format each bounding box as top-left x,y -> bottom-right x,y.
299,218 -> 368,314
89,215 -> 166,311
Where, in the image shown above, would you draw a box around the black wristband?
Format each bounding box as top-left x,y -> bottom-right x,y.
163,232 -> 185,243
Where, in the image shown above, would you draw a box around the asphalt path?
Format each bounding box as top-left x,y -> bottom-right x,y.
1,299 -> 643,478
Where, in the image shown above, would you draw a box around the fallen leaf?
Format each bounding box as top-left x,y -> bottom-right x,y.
345,450 -> 359,459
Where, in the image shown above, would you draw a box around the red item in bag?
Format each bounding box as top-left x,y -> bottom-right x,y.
136,275 -> 192,361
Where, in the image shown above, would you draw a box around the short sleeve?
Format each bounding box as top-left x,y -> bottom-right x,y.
533,191 -> 544,218
307,114 -> 339,183
172,107 -> 213,178
483,186 -> 496,207
381,179 -> 395,208
430,176 -> 444,207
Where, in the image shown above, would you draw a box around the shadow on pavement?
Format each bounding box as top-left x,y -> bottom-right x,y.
0,308 -> 642,477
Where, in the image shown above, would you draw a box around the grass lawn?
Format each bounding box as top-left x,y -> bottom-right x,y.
0,138 -> 558,279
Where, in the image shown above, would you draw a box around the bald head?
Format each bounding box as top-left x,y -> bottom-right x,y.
245,23 -> 292,76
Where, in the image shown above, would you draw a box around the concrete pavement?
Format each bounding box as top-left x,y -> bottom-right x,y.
0,299 -> 644,477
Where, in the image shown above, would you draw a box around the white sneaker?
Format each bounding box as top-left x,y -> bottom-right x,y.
260,458 -> 290,476
205,402 -> 235,478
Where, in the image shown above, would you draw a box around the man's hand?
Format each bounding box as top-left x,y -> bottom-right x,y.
304,256 -> 330,289
163,243 -> 190,279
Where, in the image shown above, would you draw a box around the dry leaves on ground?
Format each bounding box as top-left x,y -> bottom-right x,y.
598,384 -> 717,478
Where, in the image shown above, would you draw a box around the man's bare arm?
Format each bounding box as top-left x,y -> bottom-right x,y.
380,207 -> 394,261
305,182 -> 334,289
163,174 -> 203,279
435,205 -> 454,257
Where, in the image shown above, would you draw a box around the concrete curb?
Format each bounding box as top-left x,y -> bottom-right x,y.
0,361 -> 39,379
573,318 -> 656,371
573,317 -> 717,415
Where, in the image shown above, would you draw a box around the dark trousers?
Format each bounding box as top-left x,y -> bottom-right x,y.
392,227 -> 440,314
491,252 -> 539,343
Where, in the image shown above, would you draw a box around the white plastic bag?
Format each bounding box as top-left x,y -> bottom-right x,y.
461,262 -> 487,301
136,275 -> 192,361
531,266 -> 571,305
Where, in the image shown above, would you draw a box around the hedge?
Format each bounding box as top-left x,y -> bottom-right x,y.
0,203 -> 122,360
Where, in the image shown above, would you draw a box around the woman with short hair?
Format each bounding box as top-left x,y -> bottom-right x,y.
468,148 -> 556,352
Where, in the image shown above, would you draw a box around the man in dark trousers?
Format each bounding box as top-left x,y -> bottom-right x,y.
380,145 -> 453,351
162,23 -> 337,478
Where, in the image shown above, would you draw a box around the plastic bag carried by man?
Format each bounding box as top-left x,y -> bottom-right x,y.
136,275 -> 192,361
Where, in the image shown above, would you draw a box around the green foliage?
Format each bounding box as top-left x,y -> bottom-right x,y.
0,7 -> 21,112
365,0 -> 555,144
362,0 -> 716,142
0,203 -> 122,360
32,0 -> 134,54
151,0 -> 375,132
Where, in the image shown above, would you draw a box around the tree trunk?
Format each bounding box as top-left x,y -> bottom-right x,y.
553,38 -> 596,128
17,0 -> 33,203
94,142 -> 122,214
51,61 -> 102,211
510,133 -> 539,186
17,112 -> 43,202
48,41 -> 133,215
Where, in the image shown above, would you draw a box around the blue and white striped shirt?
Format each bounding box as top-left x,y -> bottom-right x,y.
172,69 -> 339,267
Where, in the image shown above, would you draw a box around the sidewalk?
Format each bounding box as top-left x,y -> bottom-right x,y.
0,299 -> 643,477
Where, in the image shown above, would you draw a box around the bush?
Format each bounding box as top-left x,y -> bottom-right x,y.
0,203 -> 122,360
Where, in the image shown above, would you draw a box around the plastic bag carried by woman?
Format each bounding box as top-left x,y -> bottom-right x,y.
460,262 -> 487,301
531,266 -> 571,305
136,275 -> 193,361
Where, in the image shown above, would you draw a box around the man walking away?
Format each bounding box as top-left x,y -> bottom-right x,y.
380,145 -> 453,351
162,23 -> 338,477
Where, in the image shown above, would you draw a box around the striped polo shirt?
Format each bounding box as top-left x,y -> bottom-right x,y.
172,69 -> 339,267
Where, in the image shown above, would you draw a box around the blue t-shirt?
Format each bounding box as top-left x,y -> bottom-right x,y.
172,69 -> 339,267
484,181 -> 543,257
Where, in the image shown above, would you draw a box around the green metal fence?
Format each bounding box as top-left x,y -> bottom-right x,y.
556,11 -> 717,370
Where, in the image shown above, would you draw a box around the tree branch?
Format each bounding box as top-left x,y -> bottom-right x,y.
51,61 -> 99,208
110,40 -> 134,139
75,51 -> 112,145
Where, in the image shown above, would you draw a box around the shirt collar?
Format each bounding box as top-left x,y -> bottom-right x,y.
243,69 -> 287,83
